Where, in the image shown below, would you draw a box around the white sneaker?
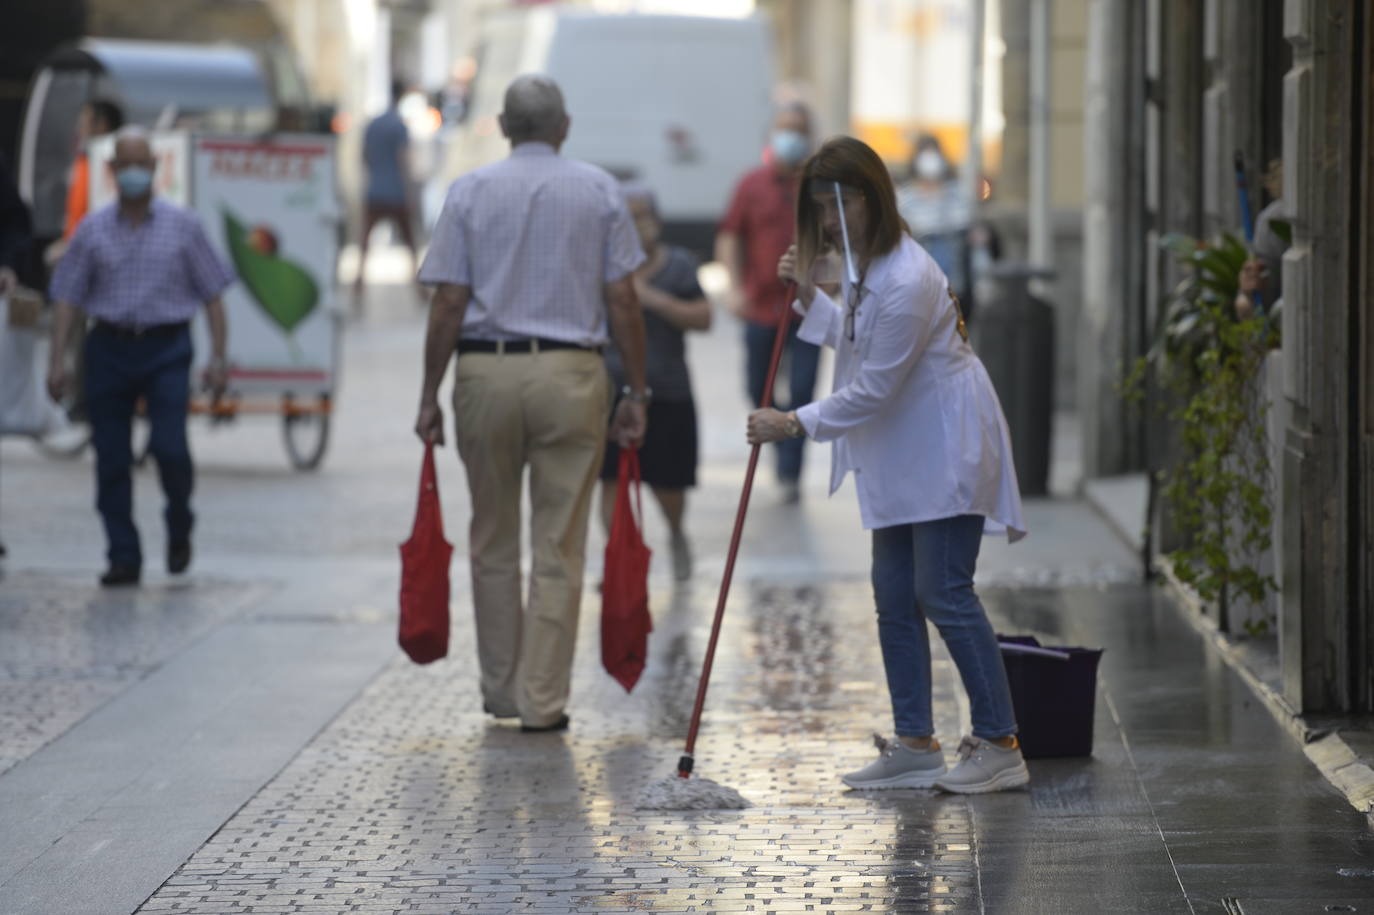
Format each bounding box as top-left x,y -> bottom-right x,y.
934,736 -> 1030,794
841,734 -> 947,789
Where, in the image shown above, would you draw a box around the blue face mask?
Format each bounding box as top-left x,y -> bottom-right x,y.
115,166 -> 154,199
770,129 -> 810,167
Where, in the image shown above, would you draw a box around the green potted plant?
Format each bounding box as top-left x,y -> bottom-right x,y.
1126,231 -> 1282,633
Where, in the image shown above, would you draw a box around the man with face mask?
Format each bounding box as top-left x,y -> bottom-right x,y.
716,101 -> 820,503
47,127 -> 234,587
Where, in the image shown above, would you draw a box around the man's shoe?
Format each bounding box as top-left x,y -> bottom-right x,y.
168,541 -> 192,575
780,480 -> 802,504
841,734 -> 947,789
483,701 -> 519,720
100,564 -> 141,587
934,736 -> 1030,794
520,713 -> 570,733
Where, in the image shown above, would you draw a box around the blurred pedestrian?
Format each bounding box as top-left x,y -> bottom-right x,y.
0,151 -> 34,559
356,79 -> 419,300
1235,157 -> 1286,320
46,98 -> 124,267
751,137 -> 1028,794
414,75 -> 649,732
600,183 -> 711,582
47,127 -> 232,587
896,133 -> 972,312
716,101 -> 818,504
0,151 -> 28,306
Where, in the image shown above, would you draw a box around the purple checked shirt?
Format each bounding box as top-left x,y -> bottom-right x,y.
49,197 -> 235,326
418,142 -> 645,346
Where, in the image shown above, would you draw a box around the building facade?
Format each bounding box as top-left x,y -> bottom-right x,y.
1080,0 -> 1373,715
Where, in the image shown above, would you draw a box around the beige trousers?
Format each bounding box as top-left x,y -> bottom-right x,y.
452,348 -> 609,727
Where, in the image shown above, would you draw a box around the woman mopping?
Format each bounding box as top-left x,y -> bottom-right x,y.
747,137 -> 1029,794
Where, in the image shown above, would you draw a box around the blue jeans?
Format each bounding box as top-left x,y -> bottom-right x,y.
85,324 -> 195,568
744,320 -> 820,482
871,515 -> 1018,739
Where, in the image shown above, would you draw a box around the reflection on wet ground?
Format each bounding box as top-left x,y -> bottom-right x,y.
138,579 -> 1374,913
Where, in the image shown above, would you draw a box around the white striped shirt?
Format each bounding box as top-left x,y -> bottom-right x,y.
418,143 -> 645,346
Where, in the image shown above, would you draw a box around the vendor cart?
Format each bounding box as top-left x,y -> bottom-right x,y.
17,40 -> 341,470
61,131 -> 343,470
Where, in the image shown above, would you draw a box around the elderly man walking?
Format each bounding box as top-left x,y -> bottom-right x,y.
415,75 -> 649,732
48,127 -> 232,586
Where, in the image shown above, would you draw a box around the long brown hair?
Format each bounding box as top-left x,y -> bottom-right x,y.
795,137 -> 905,282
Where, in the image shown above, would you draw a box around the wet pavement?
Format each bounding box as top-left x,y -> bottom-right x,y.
2,268 -> 1373,912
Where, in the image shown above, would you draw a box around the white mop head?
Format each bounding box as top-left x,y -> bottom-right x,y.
635,775 -> 751,810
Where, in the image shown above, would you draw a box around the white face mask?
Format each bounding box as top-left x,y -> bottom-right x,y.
914,149 -> 946,181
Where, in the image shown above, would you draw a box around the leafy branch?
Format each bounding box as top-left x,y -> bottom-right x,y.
1124,232 -> 1281,633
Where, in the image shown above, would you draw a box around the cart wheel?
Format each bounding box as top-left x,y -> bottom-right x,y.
283,401 -> 330,471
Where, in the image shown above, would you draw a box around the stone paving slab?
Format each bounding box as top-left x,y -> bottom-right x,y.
0,569 -> 267,775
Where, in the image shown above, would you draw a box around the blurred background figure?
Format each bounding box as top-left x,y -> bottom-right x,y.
0,150 -> 33,559
716,101 -> 818,504
45,98 -> 123,267
896,133 -> 973,318
46,128 -> 232,587
600,182 -> 711,582
1236,157 -> 1286,319
355,79 -> 418,303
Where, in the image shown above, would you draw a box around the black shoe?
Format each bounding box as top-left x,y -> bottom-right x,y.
483,702 -> 519,719
100,564 -> 141,587
520,714 -> 570,733
168,541 -> 192,575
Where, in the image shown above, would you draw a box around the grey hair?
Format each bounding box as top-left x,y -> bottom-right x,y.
113,124 -> 152,146
620,181 -> 659,220
775,100 -> 813,135
501,74 -> 568,143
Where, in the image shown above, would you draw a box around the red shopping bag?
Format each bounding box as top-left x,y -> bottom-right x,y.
398,442 -> 452,664
602,447 -> 653,691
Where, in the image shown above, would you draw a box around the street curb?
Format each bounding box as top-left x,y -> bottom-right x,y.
1155,557 -> 1374,828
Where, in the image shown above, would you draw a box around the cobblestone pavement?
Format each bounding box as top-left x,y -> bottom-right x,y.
136,576 -> 1374,913
133,580 -> 1005,914
4,273 -> 1374,912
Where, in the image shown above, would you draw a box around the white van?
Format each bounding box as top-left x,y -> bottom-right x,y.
446,9 -> 775,258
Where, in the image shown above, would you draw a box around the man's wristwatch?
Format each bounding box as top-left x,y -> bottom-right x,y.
784,411 -> 804,438
621,385 -> 653,405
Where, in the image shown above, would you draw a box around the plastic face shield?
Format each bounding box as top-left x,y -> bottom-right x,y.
808,179 -> 862,285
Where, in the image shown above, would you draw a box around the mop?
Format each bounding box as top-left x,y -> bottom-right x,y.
637,183 -> 858,811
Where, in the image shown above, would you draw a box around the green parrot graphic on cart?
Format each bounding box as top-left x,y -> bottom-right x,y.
222,209 -> 318,361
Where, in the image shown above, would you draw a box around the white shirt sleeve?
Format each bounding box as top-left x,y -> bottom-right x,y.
794,288 -> 842,350
796,270 -> 942,443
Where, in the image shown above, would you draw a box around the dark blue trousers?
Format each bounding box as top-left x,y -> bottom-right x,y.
744,319 -> 820,483
84,324 -> 194,568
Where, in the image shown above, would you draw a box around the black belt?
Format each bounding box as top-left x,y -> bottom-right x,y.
92,319 -> 189,340
456,337 -> 600,355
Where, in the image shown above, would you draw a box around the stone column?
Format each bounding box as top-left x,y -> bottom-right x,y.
1079,0 -> 1145,476
1280,0 -> 1356,712
1201,0 -> 1264,237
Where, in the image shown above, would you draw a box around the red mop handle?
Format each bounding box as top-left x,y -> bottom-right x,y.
679,284 -> 796,776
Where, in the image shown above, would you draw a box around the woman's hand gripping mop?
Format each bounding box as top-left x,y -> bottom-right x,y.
637,183 -> 858,810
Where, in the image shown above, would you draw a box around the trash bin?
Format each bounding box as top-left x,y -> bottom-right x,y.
970,263 -> 1055,496
999,635 -> 1103,758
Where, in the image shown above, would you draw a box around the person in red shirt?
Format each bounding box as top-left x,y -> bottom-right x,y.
716,102 -> 817,503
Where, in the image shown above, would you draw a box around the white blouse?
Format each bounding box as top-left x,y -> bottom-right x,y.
794,235 -> 1027,540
